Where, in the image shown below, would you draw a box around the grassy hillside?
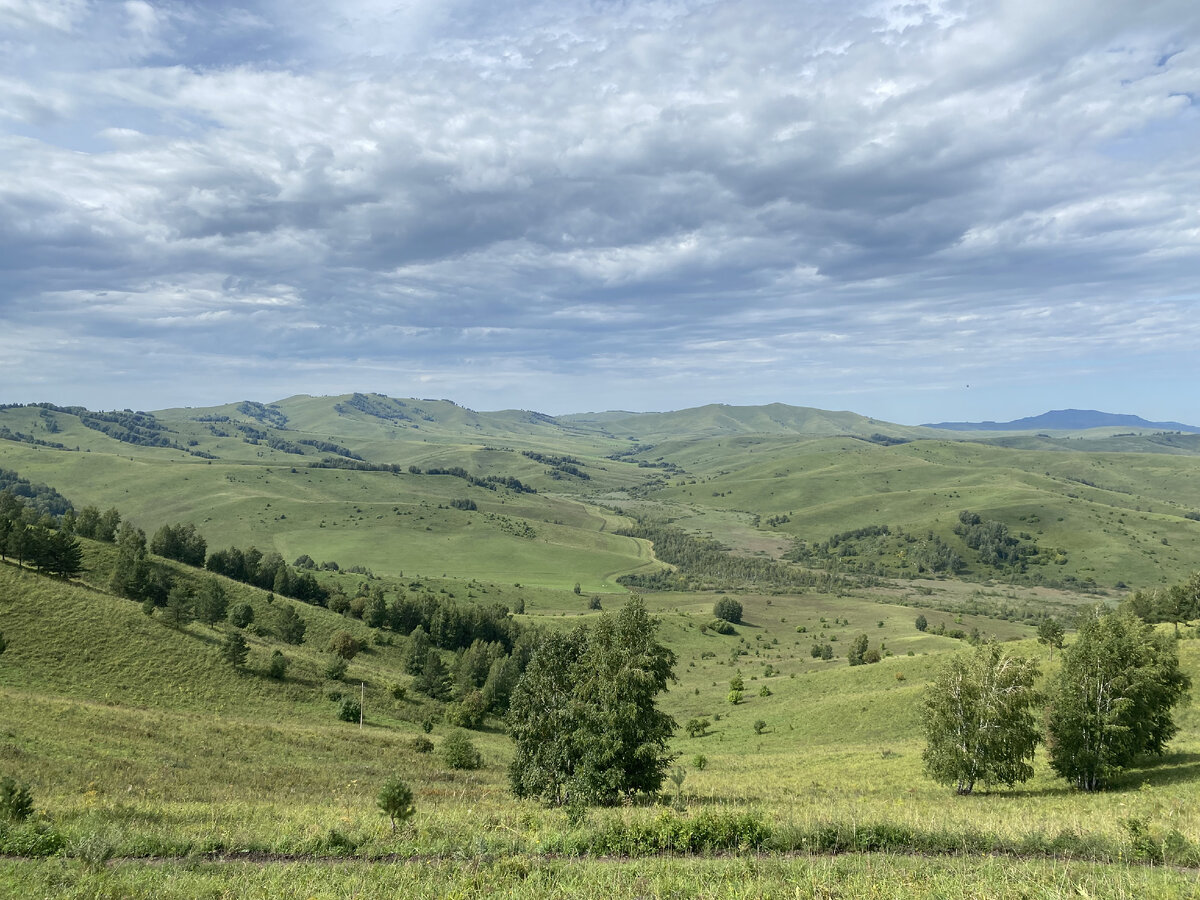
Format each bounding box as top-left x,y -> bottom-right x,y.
4,394 -> 1200,894
2,558 -> 1199,897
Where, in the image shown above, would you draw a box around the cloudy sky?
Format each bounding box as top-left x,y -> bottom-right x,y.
2,0 -> 1198,424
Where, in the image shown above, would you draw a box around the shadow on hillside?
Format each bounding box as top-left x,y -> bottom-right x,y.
1112,751 -> 1200,790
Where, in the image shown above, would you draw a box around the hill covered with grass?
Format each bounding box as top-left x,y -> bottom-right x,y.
3,394 -> 1200,895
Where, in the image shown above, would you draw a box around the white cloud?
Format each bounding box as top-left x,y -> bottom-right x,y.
0,0 -> 1198,421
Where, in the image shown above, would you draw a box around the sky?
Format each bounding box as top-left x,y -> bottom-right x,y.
2,0 -> 1199,425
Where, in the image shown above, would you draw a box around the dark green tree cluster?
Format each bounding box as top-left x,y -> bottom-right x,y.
73,505 -> 123,542
206,545 -> 328,605
712,597 -> 743,624
109,523 -> 173,605
0,519 -> 83,578
847,634 -> 882,666
618,522 -> 845,593
0,471 -> 73,517
149,522 -> 207,567
507,596 -> 676,806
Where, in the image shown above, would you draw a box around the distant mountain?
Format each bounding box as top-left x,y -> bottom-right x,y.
561,402 -> 936,441
923,409 -> 1200,434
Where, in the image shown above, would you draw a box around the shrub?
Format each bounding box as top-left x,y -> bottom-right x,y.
692,754 -> 707,770
727,690 -> 742,705
713,597 -> 743,624
0,776 -> 33,821
329,631 -> 361,661
685,717 -> 710,738
588,595 -> 602,610
338,697 -> 361,723
228,602 -> 254,629
377,777 -> 416,832
267,649 -> 289,679
389,682 -> 408,701
753,719 -> 767,735
915,614 -> 928,632
442,730 -> 482,769
325,656 -> 349,680
410,736 -> 434,754
708,619 -> 735,635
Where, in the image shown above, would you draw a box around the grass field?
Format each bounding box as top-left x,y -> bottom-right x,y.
3,396 -> 1200,895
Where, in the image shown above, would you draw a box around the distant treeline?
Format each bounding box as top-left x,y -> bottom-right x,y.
407,465 -> 536,494
521,450 -> 590,480
615,521 -> 846,593
0,468 -> 74,517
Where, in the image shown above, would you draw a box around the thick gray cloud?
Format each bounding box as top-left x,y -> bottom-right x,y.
1,0 -> 1198,422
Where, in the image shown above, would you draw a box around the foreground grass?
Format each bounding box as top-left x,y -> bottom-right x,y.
4,853 -> 1200,899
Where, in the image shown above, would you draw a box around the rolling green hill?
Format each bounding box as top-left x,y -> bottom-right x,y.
3,393 -> 1200,896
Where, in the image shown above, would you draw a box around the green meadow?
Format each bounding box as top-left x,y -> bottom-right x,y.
2,395 -> 1200,895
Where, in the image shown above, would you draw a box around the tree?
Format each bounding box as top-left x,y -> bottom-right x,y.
713,597 -> 743,624
1125,573 -> 1200,636
507,596 -> 676,806
229,602 -> 255,629
922,643 -> 1042,795
109,523 -> 150,600
1046,609 -> 1191,791
377,777 -> 415,832
44,529 -> 83,579
162,584 -> 195,628
915,614 -> 928,632
195,577 -> 228,627
275,604 -> 306,644
847,633 -> 870,666
221,631 -> 249,669
1036,617 -> 1065,660
405,627 -> 431,675
416,649 -> 452,700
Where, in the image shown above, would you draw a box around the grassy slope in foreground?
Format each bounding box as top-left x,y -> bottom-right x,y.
2,564 -> 1199,867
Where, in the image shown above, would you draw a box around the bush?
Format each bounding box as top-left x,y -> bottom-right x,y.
329,631 -> 361,661
228,603 -> 254,629
325,656 -> 349,680
267,649 -> 289,679
0,775 -> 33,821
410,736 -> 434,754
753,719 -> 767,735
442,730 -> 482,769
377,777 -> 416,832
338,697 -> 361,723
713,597 -> 743,624
685,717 -> 710,738
588,595 -> 602,610
708,619 -> 735,635
692,754 -> 707,770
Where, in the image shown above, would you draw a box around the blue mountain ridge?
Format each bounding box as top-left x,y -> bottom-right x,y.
922,409 -> 1200,433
